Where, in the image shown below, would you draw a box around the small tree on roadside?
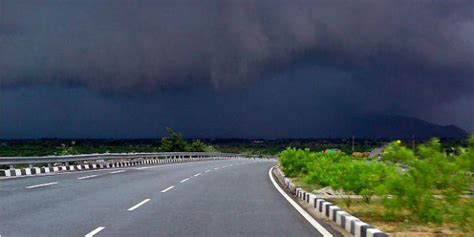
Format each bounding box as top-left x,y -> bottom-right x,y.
190,139 -> 207,152
56,141 -> 79,155
159,128 -> 188,152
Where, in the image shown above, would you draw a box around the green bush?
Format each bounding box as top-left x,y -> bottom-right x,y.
159,128 -> 189,152
279,148 -> 312,177
304,152 -> 395,204
278,135 -> 474,227
159,128 -> 216,152
280,148 -> 396,203
379,138 -> 473,224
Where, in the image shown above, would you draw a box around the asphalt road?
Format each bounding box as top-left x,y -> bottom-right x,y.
0,159 -> 330,237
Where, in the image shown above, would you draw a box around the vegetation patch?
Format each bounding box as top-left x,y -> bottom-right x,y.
279,136 -> 474,235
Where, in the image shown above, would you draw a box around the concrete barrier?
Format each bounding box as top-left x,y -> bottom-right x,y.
272,166 -> 388,237
0,156 -> 234,178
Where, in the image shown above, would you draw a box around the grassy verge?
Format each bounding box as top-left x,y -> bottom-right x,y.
293,175 -> 474,235
327,198 -> 473,236
279,136 -> 474,235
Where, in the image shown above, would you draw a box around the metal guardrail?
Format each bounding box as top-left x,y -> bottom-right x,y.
0,152 -> 242,168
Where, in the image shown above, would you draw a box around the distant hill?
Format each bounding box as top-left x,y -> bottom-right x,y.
346,115 -> 468,139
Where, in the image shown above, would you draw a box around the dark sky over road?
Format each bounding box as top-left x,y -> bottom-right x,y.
1,1 -> 473,138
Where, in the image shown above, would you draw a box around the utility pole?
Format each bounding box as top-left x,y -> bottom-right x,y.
352,135 -> 355,152
0,0 -> 3,33
0,0 -> 5,43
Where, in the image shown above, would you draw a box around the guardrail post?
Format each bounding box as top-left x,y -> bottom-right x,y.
0,152 -> 242,172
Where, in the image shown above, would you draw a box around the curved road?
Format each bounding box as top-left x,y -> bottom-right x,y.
0,159 -> 330,237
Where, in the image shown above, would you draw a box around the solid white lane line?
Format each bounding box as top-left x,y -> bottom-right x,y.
204,170 -> 211,173
84,226 -> 105,237
193,173 -> 201,177
77,175 -> 98,180
127,199 -> 151,211
110,170 -> 126,174
268,166 -> 333,237
180,178 -> 190,183
161,186 -> 174,193
136,166 -> 151,170
26,182 -> 58,189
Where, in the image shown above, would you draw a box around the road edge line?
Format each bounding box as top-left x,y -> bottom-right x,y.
268,166 -> 333,237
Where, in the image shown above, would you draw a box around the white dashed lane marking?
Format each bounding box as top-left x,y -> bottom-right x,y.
193,173 -> 201,177
110,170 -> 126,174
26,182 -> 58,189
180,178 -> 190,183
127,199 -> 151,211
85,226 -> 105,237
204,170 -> 211,173
161,186 -> 174,193
77,175 -> 98,180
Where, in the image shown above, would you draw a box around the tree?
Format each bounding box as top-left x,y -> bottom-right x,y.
159,128 -> 188,152
55,142 -> 79,155
190,139 -> 206,152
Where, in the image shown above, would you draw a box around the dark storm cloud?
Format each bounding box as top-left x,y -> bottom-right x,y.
0,69 -> 370,138
1,0 -> 474,109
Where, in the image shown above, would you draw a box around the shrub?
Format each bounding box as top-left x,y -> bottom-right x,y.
379,137 -> 473,224
281,148 -> 396,203
159,128 -> 188,152
279,148 -> 312,177
309,155 -> 396,203
279,135 -> 474,227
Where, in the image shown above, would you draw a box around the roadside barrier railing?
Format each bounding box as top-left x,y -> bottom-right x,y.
0,152 -> 243,177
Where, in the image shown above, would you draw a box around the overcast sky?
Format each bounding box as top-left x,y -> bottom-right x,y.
1,0 -> 473,138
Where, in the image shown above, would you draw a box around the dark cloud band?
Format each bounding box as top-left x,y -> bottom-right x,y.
1,0 -> 473,109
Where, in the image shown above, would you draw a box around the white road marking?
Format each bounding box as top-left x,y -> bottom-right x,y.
204,170 -> 211,173
127,199 -> 151,211
77,175 -> 98,180
180,178 -> 190,183
110,170 -> 126,174
268,166 -> 333,237
193,173 -> 201,177
161,186 -> 174,193
214,167 -> 220,170
134,162 -> 192,170
26,182 -> 58,189
84,226 -> 105,237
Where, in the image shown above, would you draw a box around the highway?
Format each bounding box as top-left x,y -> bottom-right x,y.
0,159 -> 334,237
